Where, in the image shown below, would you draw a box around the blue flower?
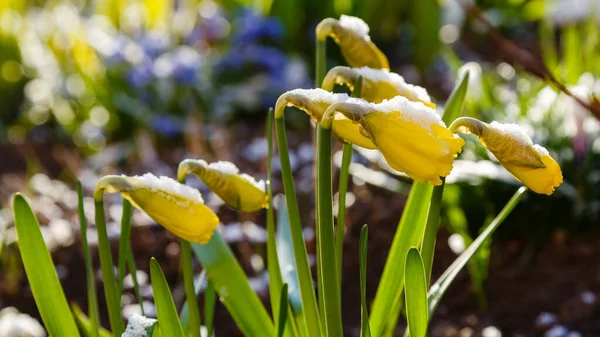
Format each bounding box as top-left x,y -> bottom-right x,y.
170,46 -> 203,85
138,32 -> 171,59
232,10 -> 284,43
126,59 -> 154,88
151,114 -> 182,137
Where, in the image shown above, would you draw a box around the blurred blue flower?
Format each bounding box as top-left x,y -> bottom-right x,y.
138,32 -> 171,59
151,114 -> 182,137
188,15 -> 231,44
126,60 -> 154,88
171,46 -> 203,85
216,45 -> 287,73
233,9 -> 284,43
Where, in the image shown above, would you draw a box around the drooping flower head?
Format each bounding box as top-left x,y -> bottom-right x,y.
316,15 -> 389,70
178,159 -> 268,212
322,66 -> 434,107
450,118 -> 563,195
274,88 -> 376,149
95,174 -> 219,243
320,96 -> 465,185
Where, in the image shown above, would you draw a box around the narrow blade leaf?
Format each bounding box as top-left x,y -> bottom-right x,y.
150,258 -> 185,337
12,194 -> 80,337
359,225 -> 371,337
405,248 -> 428,337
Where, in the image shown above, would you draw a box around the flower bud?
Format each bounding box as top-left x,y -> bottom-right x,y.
450,118 -> 563,195
95,174 -> 219,243
275,88 -> 376,149
316,15 -> 389,69
322,66 -> 434,107
178,159 -> 268,212
321,96 -> 464,185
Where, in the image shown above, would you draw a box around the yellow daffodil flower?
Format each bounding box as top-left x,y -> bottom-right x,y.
316,15 -> 389,69
275,88 -> 376,149
450,117 -> 563,195
178,159 -> 268,212
322,66 -> 435,107
95,174 -> 219,243
320,96 -> 464,185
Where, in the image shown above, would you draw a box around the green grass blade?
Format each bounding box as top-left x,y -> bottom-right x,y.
126,243 -> 145,316
428,187 -> 527,315
370,182 -> 433,336
359,225 -> 371,337
181,240 -> 201,337
275,116 -> 322,337
0,216 -> 7,263
150,258 -> 185,337
278,284 -> 289,337
180,270 -> 206,332
71,303 -> 112,337
276,196 -> 306,337
192,232 -> 274,336
12,194 -> 80,337
204,279 -> 216,336
117,200 -> 133,299
77,182 -> 100,337
316,125 -> 343,337
94,199 -> 125,335
404,248 -> 428,337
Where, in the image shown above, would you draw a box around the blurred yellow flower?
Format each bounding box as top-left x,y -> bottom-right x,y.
322,66 -> 434,107
450,118 -> 563,195
275,88 -> 376,149
321,96 -> 464,185
95,174 -> 219,243
316,15 -> 389,69
178,159 -> 268,212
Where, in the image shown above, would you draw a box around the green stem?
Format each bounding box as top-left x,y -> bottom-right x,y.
316,125 -> 343,337
181,240 -> 201,337
126,244 -> 145,316
335,143 -> 352,288
275,116 -> 322,337
117,200 -> 133,299
94,200 -> 124,335
428,187 -> 527,315
77,183 -> 99,337
420,181 -> 445,286
316,39 -> 327,87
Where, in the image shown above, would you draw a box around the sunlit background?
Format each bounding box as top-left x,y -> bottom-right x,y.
2,0 -> 600,336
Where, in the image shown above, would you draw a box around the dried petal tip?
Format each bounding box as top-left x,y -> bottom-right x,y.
450,118 -> 563,195
96,173 -> 218,243
316,16 -> 389,69
178,159 -> 268,212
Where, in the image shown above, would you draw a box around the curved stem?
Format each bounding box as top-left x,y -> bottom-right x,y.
181,239 -> 201,337
335,143 -> 352,287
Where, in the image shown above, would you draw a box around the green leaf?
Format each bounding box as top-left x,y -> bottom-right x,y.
150,258 -> 185,337
278,284 -> 289,337
404,248 -> 428,337
369,182 -> 433,337
12,194 -> 80,337
442,71 -> 470,125
428,187 -> 527,315
359,225 -> 371,337
126,244 -> 145,316
275,116 -> 322,337
77,182 -> 100,337
204,279 -> 216,336
71,303 -> 112,337
192,232 -> 274,336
